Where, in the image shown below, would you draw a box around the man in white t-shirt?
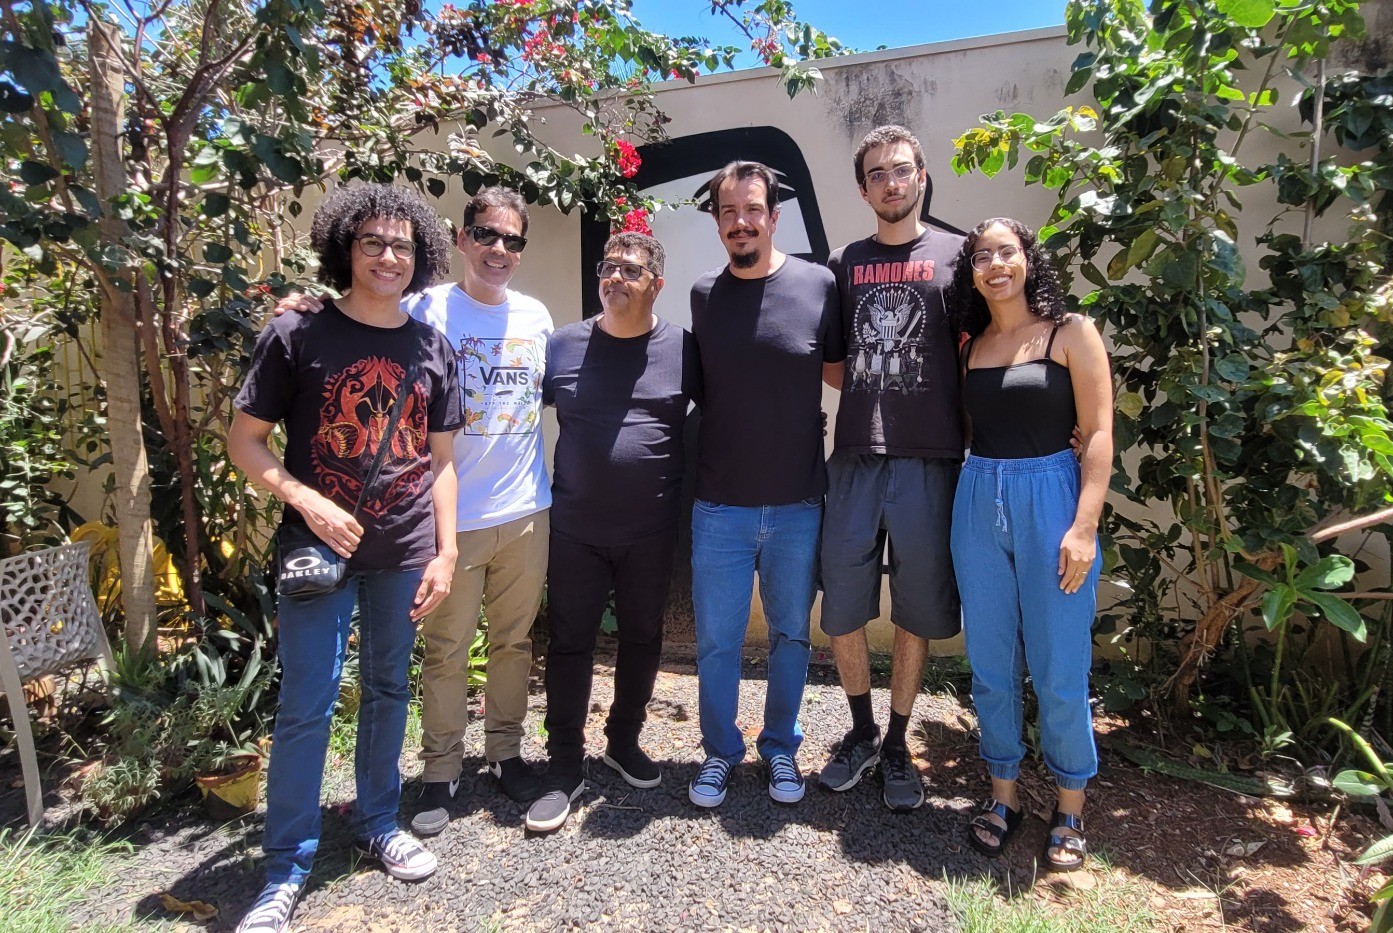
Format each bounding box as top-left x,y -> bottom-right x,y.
274,186 -> 552,835
407,187 -> 553,835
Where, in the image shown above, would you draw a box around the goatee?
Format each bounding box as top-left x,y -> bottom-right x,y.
731,249 -> 761,270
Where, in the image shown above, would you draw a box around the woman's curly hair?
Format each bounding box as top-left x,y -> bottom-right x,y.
948,217 -> 1066,338
310,184 -> 453,296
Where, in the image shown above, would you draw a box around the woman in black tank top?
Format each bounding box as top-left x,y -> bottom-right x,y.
946,218 -> 1114,872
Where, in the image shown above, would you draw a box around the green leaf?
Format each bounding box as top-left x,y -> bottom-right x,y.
251,135 -> 303,185
188,276 -> 218,298
1126,229 -> 1159,268
426,178 -> 446,199
1213,355 -> 1249,383
204,243 -> 233,263
202,193 -> 231,218
1,42 -> 81,113
53,131 -> 87,171
1304,591 -> 1367,641
0,80 -> 34,113
1261,586 -> 1296,630
1355,834 -> 1393,866
1215,0 -> 1276,29
19,160 -> 59,185
1294,555 -> 1355,591
1332,769 -> 1384,797
1234,560 -> 1281,586
1160,251 -> 1198,287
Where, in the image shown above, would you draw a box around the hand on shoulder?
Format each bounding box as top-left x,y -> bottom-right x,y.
273,292 -> 325,316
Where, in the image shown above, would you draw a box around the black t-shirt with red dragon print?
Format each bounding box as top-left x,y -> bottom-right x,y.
235,301 -> 463,571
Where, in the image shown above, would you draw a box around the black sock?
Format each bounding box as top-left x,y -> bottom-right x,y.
847,691 -> 876,737
884,710 -> 910,751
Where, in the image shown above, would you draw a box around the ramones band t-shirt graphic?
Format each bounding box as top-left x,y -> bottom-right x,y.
235,301 -> 463,571
827,228 -> 965,459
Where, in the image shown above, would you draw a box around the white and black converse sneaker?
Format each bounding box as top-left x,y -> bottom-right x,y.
235,881 -> 302,933
355,829 -> 438,881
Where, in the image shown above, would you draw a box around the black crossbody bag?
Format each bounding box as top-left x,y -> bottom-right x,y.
276,352 -> 420,600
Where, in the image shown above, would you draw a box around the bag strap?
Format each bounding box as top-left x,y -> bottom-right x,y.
350,348 -> 421,520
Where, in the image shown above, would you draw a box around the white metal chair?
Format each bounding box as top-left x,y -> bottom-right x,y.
0,540 -> 115,825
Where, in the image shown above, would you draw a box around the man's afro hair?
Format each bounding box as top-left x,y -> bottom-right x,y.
310,184 -> 453,295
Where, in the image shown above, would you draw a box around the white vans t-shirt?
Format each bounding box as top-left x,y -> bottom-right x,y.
406,283 -> 553,531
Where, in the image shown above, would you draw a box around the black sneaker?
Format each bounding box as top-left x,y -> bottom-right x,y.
879,742 -> 926,812
603,744 -> 662,788
488,756 -> 542,804
410,778 -> 458,836
818,728 -> 881,792
524,772 -> 586,832
235,881 -> 301,933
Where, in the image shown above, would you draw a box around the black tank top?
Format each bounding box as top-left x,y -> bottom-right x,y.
964,324 -> 1076,459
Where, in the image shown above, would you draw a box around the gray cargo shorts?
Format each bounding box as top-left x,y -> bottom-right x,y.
819,451 -> 962,640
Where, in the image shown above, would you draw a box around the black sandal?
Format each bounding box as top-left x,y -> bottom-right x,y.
966,798 -> 1023,857
1043,809 -> 1087,872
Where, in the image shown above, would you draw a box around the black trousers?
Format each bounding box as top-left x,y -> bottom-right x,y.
544,526 -> 677,774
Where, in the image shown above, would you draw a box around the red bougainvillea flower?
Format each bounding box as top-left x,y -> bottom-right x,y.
617,207 -> 652,236
614,139 -> 641,179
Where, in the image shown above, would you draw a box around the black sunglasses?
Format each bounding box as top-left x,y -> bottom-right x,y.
465,224 -> 527,253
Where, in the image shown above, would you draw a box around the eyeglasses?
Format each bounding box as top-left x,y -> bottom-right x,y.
466,224 -> 528,253
970,244 -> 1024,271
864,163 -> 918,187
596,260 -> 656,282
354,235 -> 416,259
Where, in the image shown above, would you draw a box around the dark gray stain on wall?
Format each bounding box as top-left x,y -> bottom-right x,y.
822,64 -> 923,144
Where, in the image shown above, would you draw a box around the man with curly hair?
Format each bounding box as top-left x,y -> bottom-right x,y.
277,187 -> 554,830
816,125 -> 965,812
230,183 -> 462,933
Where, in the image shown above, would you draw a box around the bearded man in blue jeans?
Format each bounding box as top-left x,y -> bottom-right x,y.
687,161 -> 847,807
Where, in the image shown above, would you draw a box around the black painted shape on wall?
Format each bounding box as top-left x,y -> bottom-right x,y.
580,125 -> 967,318
580,126 -> 828,320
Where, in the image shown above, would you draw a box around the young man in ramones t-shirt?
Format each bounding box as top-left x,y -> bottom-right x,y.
229,184 -> 462,933
818,125 -> 966,812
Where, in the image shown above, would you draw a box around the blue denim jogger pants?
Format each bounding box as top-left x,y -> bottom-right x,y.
950,450 -> 1098,791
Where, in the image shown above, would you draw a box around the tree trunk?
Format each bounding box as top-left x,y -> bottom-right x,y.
89,18 -> 159,655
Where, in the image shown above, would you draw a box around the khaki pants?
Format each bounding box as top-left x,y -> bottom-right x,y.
418,510 -> 549,782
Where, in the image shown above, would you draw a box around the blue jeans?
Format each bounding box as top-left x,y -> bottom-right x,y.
950,450 -> 1099,791
263,568 -> 423,885
691,498 -> 822,764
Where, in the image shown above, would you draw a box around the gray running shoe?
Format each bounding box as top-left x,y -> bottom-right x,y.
818,729 -> 882,792
525,774 -> 586,832
879,742 -> 926,812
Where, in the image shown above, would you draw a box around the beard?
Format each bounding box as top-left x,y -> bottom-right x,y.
874,197 -> 917,225
731,248 -> 761,270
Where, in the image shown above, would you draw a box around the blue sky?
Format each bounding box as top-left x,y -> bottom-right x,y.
628,0 -> 1066,67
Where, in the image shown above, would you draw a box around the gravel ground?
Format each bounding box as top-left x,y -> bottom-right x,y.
45,650 -> 990,932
